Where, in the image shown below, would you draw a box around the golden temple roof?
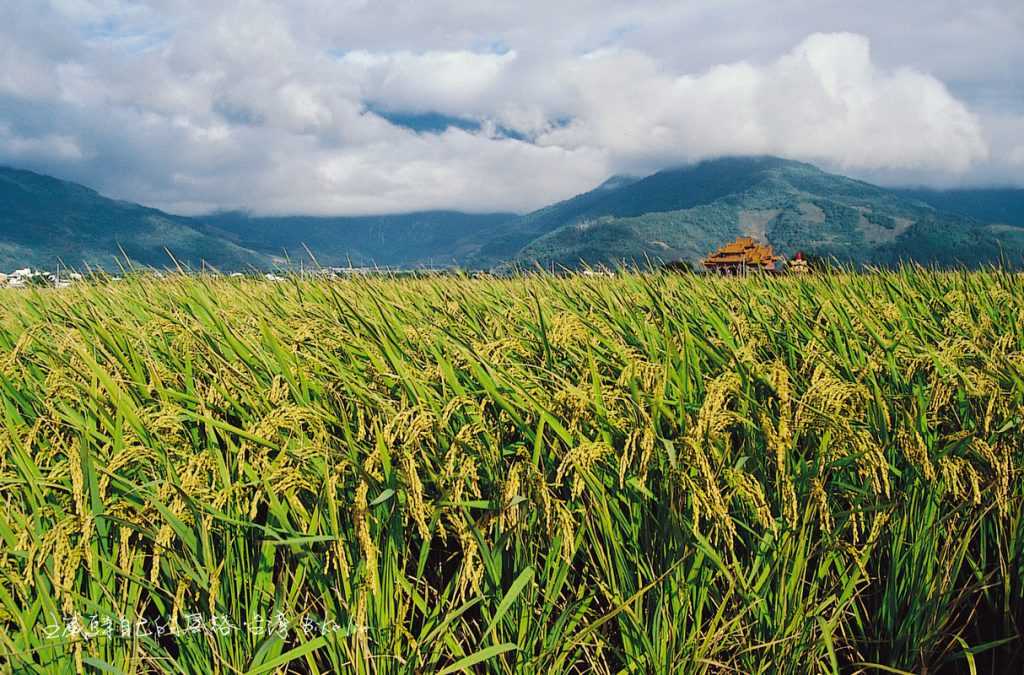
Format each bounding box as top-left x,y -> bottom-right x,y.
702,237 -> 781,270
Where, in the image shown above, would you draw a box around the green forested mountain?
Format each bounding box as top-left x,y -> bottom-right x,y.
3,158 -> 1024,273
202,210 -> 517,268
0,167 -> 514,271
892,188 -> 1024,228
462,174 -> 642,265
501,157 -> 1024,269
0,167 -> 271,271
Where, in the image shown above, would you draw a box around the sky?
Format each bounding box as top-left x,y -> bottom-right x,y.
1,1 -> 1021,216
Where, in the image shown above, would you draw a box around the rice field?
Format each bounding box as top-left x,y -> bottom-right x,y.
1,269 -> 1022,673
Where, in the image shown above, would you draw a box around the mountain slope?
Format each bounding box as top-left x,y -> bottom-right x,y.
892,188 -> 1024,228
4,160 -> 1024,273
464,174 -> 643,266
502,157 -> 1024,269
0,167 -> 271,271
0,166 -> 517,271
202,210 -> 517,268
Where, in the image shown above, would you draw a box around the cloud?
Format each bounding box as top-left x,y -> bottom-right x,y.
976,112 -> 1024,183
536,33 -> 989,176
0,123 -> 84,161
340,49 -> 517,114
0,1 -> 1020,215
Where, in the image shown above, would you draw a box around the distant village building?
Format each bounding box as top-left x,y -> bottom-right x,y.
702,237 -> 782,275
1,267 -> 87,288
788,251 -> 810,274
7,268 -> 37,288
326,266 -> 373,277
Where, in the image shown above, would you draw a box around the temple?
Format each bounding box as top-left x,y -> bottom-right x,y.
701,237 -> 782,275
788,251 -> 810,274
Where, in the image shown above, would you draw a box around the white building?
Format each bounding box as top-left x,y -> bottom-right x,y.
1,267 -> 85,288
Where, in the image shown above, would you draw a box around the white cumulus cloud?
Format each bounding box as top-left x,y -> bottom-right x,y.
537,33 -> 989,176
0,1 -> 1019,215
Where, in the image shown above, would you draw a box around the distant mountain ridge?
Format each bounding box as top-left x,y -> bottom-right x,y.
495,157 -> 1024,269
0,166 -> 516,271
0,166 -> 272,271
891,188 -> 1024,228
2,158 -> 1024,272
202,210 -> 517,268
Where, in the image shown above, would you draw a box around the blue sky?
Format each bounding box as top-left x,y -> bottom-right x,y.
1,1 -> 1021,215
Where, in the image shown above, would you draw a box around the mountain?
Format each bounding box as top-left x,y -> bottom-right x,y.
202,210 -> 517,268
891,188 -> 1024,228
4,158 -> 1024,273
460,174 -> 643,266
0,167 -> 271,271
0,165 -> 516,271
497,157 -> 1024,269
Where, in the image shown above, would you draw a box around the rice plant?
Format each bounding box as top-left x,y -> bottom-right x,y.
1,268 -> 1022,673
